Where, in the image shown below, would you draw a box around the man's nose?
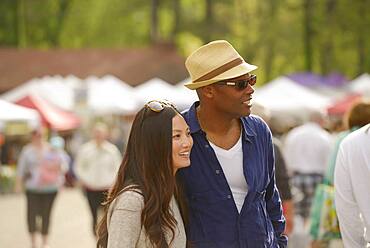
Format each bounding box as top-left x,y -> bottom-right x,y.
246,83 -> 255,94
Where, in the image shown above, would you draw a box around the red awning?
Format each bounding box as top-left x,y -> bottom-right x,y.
16,94 -> 80,131
327,93 -> 362,116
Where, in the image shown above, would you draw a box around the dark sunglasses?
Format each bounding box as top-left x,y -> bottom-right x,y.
216,74 -> 257,90
145,100 -> 177,112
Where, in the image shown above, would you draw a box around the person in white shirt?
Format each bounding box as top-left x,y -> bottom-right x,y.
74,122 -> 122,234
284,112 -> 332,221
334,123 -> 370,248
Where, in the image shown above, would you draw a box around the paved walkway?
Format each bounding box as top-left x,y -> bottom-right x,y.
0,188 -> 96,248
0,188 -> 344,248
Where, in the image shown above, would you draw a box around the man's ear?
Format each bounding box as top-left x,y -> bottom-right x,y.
201,85 -> 215,99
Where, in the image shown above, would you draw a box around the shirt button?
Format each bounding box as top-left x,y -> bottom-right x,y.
215,169 -> 220,174
205,144 -> 209,148
227,195 -> 232,199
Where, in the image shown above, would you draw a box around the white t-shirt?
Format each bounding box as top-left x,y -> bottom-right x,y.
284,122 -> 332,174
74,140 -> 122,190
209,134 -> 247,213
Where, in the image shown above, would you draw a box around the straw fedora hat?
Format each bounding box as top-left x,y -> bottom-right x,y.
184,40 -> 257,90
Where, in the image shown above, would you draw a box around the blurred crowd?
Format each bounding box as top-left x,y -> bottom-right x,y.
0,98 -> 369,248
253,99 -> 370,248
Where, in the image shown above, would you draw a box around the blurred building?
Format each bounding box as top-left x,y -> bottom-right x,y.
0,43 -> 188,93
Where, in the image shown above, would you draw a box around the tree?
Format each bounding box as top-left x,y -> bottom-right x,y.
319,0 -> 336,74
203,0 -> 214,42
151,0 -> 160,43
171,0 -> 181,39
0,0 -> 367,80
49,0 -> 71,47
302,0 -> 315,72
356,0 -> 368,74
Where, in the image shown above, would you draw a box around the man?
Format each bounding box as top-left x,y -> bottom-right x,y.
178,40 -> 287,247
334,123 -> 370,248
74,122 -> 122,234
284,112 -> 332,222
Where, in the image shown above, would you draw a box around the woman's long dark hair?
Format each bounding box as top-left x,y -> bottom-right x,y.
96,104 -> 188,248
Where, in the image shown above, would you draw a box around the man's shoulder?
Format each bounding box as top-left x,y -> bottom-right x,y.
102,141 -> 120,152
341,124 -> 370,149
285,123 -> 309,140
21,144 -> 34,153
243,114 -> 266,124
242,114 -> 269,134
181,102 -> 196,123
181,107 -> 191,121
77,141 -> 102,156
79,141 -> 94,151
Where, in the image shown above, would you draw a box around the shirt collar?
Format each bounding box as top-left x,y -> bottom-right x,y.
186,101 -> 202,134
240,116 -> 257,139
185,101 -> 257,139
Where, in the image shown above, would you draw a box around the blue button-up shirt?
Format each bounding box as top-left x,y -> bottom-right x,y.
178,102 -> 288,248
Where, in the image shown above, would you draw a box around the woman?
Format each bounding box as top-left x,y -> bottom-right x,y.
96,100 -> 193,248
15,129 -> 69,248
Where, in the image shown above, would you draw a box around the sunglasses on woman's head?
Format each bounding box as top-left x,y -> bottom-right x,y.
216,74 -> 257,91
145,100 -> 177,113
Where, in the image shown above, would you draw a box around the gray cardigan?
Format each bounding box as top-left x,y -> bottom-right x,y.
107,190 -> 186,248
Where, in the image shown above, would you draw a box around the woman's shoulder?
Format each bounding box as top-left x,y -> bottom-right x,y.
21,144 -> 36,154
113,188 -> 144,211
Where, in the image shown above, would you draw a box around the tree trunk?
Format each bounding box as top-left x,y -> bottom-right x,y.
320,0 -> 336,74
357,0 -> 367,74
49,0 -> 71,47
171,0 -> 180,40
17,0 -> 27,48
264,0 -> 278,82
12,0 -> 19,45
204,0 -> 213,42
303,0 -> 314,72
151,0 -> 159,43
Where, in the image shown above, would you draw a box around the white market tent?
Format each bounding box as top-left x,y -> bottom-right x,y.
1,75 -> 140,115
0,99 -> 40,130
173,82 -> 199,111
86,75 -> 140,115
308,85 -> 348,101
254,76 -> 332,125
348,73 -> 370,97
134,78 -> 178,104
0,75 -> 80,111
134,77 -> 199,111
39,75 -> 81,111
177,77 -> 190,86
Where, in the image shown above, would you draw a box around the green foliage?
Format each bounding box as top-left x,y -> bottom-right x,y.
0,1 -> 18,46
175,32 -> 203,56
0,0 -> 368,81
59,0 -> 151,47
